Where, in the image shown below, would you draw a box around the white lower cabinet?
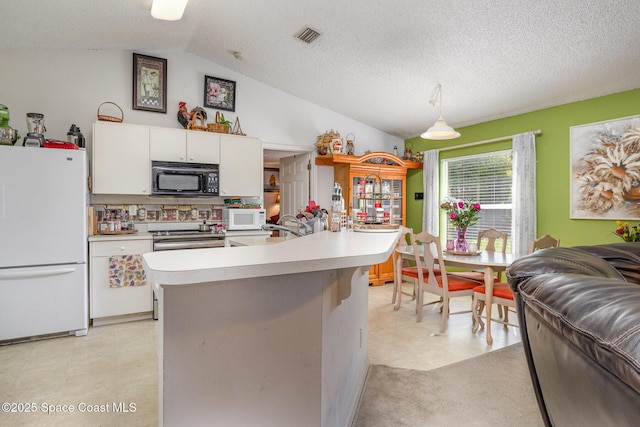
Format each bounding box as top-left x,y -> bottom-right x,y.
89,238 -> 152,323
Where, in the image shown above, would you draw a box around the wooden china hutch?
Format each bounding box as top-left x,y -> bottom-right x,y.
316,152 -> 423,285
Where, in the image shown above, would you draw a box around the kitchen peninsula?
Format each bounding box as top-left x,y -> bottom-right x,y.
143,229 -> 401,427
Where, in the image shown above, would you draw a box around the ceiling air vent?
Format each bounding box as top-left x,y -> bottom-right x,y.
294,26 -> 321,44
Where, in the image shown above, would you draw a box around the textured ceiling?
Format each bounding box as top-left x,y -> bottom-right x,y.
2,0 -> 640,139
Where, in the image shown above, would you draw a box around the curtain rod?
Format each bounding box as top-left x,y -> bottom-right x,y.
436,129 -> 542,152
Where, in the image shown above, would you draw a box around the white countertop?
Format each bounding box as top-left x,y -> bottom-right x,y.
143,229 -> 401,285
228,236 -> 288,246
223,229 -> 272,237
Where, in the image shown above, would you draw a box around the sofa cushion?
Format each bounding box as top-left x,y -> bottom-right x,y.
573,242 -> 640,284
506,247 -> 625,293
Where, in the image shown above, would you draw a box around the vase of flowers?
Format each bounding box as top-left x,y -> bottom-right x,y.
440,199 -> 482,252
614,220 -> 640,242
455,227 -> 469,252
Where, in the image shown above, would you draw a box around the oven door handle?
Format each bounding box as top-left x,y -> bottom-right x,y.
153,240 -> 225,251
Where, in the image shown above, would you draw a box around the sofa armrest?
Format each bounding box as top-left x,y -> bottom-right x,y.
518,273 -> 640,395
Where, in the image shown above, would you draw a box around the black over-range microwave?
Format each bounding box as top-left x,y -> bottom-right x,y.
151,161 -> 219,196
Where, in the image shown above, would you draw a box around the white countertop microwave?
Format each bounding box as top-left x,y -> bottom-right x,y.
223,208 -> 266,230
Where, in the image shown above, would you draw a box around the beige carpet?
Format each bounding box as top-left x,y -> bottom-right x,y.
353,343 -> 544,427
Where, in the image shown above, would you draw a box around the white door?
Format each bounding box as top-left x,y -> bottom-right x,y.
280,153 -> 310,217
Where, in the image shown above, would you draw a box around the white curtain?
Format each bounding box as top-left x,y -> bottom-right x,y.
512,132 -> 537,256
422,149 -> 440,235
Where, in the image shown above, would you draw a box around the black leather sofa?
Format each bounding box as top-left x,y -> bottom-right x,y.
506,243 -> 640,427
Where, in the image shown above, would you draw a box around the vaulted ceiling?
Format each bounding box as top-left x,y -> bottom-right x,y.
3,0 -> 640,139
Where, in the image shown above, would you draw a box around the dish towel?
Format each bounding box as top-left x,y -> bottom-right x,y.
108,254 -> 147,288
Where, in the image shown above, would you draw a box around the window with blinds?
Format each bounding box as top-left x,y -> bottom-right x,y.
441,150 -> 513,252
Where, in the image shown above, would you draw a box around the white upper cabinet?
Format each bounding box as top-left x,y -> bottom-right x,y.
92,123 -> 261,197
186,131 -> 220,164
219,134 -> 263,197
150,127 -> 220,164
92,122 -> 150,195
149,127 -> 186,162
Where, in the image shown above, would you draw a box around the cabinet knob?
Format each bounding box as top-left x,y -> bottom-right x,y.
120,246 -> 125,251
180,156 -> 185,161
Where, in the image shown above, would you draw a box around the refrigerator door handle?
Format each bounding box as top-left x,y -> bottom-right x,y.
0,267 -> 77,280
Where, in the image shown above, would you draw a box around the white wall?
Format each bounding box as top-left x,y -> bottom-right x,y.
0,49 -> 401,155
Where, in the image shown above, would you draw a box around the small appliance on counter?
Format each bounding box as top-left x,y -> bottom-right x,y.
330,182 -> 344,232
223,208 -> 266,230
43,140 -> 80,150
23,112 -> 45,147
0,104 -> 20,146
67,124 -> 85,148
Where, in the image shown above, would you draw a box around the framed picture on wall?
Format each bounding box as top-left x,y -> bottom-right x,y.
264,168 -> 279,192
570,114 -> 640,219
204,75 -> 236,112
132,53 -> 167,113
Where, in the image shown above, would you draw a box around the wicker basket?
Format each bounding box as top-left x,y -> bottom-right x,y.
207,111 -> 230,134
97,102 -> 124,123
187,110 -> 207,131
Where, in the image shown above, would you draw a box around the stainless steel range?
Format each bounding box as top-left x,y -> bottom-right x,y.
149,222 -> 225,320
149,223 -> 225,251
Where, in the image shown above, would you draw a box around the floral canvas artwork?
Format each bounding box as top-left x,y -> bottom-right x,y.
570,115 -> 640,219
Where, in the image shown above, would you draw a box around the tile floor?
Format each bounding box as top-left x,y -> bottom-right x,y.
0,282 -> 520,426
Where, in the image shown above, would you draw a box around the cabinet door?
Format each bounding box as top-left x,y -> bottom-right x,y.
89,239 -> 152,319
92,122 -> 150,195
150,127 -> 187,162
186,131 -> 220,164
219,135 -> 262,196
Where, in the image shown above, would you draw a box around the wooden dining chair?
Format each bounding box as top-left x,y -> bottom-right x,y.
411,231 -> 479,332
451,228 -> 507,282
451,228 -> 509,319
392,226 -> 416,310
477,228 -> 508,253
471,281 -> 518,333
529,234 -> 560,253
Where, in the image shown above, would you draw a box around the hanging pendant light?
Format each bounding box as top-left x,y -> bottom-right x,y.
420,84 -> 460,140
151,0 -> 189,21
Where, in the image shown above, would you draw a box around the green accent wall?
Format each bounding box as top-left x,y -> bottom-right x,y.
404,88 -> 640,247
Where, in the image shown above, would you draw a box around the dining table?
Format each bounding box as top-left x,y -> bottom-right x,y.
395,245 -> 517,345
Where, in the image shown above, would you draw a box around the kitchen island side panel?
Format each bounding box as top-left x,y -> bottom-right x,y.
161,272 -> 326,427
321,266 -> 370,427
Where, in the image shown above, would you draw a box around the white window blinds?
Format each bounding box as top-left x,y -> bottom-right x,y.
441,150 -> 513,252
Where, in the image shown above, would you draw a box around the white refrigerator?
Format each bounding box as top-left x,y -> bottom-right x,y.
0,146 -> 88,341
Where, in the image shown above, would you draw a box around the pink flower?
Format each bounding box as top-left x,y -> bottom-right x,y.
472,203 -> 481,211
457,201 -> 465,208
449,212 -> 457,220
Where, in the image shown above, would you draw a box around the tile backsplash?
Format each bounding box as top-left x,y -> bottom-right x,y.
92,204 -> 223,225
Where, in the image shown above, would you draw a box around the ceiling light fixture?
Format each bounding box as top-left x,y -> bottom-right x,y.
151,0 -> 189,21
420,84 -> 460,140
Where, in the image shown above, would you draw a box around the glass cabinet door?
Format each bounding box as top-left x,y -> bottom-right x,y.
351,175 -> 403,224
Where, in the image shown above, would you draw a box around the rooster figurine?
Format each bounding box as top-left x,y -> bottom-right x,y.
177,102 -> 207,129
